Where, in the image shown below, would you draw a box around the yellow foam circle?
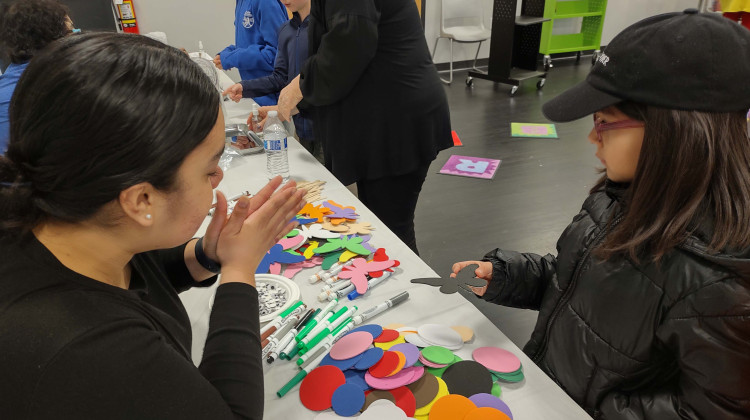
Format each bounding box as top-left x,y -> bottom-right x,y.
414,377 -> 449,416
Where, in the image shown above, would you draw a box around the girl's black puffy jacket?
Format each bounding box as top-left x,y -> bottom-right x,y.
481,181 -> 750,419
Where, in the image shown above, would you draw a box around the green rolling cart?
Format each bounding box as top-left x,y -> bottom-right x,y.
539,0 -> 608,71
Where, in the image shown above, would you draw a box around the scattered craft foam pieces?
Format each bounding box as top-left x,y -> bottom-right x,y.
322,200 -> 359,220
297,180 -> 326,203
292,323 -> 521,420
298,203 -> 333,223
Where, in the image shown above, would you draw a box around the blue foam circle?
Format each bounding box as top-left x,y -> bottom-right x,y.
320,351 -> 365,371
331,383 -> 366,416
344,368 -> 371,392
348,324 -> 384,339
353,347 -> 385,370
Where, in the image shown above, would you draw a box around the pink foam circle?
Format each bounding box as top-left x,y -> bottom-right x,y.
472,347 -> 521,373
365,366 -> 424,390
418,355 -> 448,368
330,331 -> 374,361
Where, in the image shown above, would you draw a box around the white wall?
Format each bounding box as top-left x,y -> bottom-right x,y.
132,1 -> 242,81
131,0 -> 701,72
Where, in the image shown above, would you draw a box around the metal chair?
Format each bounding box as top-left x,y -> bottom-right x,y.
432,0 -> 491,84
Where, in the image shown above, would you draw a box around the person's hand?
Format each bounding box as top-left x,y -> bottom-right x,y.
248,105 -> 279,131
230,136 -> 251,150
450,260 -> 493,296
277,75 -> 303,121
213,54 -> 223,70
222,83 -> 243,102
209,177 -> 306,284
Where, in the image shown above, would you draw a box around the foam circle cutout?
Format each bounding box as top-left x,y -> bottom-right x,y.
374,329 -> 400,343
450,325 -> 474,342
329,331 -> 373,360
349,324 -> 384,339
405,333 -> 432,348
320,352 -> 364,371
463,407 -> 512,420
472,347 -> 521,373
299,365 -> 346,411
469,393 -> 513,419
407,371 -> 440,409
390,343 -> 421,367
331,383 -> 366,417
362,390 -> 396,411
421,346 -> 455,365
389,386 -> 417,417
365,366 -> 422,390
354,347 -> 385,370
369,351 -> 401,378
426,394 -> 477,420
417,324 -> 463,348
413,376 -> 449,417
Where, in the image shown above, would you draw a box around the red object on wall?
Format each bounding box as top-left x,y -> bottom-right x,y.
116,0 -> 139,34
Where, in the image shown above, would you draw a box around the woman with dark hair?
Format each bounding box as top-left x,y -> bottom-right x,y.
0,32 -> 305,419
0,0 -> 74,154
451,10 -> 750,419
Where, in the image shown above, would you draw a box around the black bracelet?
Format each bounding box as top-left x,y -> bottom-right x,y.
194,237 -> 221,274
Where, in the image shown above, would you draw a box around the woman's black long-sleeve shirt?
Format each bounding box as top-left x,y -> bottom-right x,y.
299,0 -> 453,185
0,234 -> 264,419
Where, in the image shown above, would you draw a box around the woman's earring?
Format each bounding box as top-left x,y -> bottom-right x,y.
146,214 -> 152,220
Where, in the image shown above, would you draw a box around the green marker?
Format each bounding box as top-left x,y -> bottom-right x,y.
298,305 -> 348,348
277,350 -> 328,398
295,299 -> 338,343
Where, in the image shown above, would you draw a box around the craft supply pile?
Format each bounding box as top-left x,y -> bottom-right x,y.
286,322 -> 524,419
237,190 -> 526,418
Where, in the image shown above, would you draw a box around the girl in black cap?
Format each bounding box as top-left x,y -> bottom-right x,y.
452,10 -> 750,419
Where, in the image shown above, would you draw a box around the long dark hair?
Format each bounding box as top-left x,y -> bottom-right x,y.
0,32 -> 220,237
594,102 -> 750,261
0,0 -> 71,64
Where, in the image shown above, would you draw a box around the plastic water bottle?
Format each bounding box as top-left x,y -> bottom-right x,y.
263,111 -> 290,182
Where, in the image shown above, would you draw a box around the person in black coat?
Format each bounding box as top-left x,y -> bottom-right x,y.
274,0 -> 453,254
451,10 -> 750,419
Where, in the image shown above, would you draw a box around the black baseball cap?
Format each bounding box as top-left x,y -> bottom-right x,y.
543,9 -> 750,122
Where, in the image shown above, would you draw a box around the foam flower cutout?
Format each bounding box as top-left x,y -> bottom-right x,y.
321,220 -> 350,232
298,203 -> 333,223
256,244 -> 306,274
410,264 -> 487,294
359,235 -> 377,254
321,251 -> 345,270
277,234 -> 306,251
294,215 -> 318,225
369,248 -> 400,278
338,257 -> 399,294
314,235 -> 371,257
300,223 -> 341,241
322,200 -> 359,220
282,256 -> 324,278
340,221 -> 374,236
303,241 -> 320,259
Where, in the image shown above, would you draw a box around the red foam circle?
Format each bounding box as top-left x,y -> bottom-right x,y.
299,365 -> 346,411
388,386 -> 417,417
368,351 -> 401,378
374,329 -> 400,343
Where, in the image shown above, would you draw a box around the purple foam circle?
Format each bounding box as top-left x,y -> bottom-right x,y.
389,343 -> 420,367
469,393 -> 513,419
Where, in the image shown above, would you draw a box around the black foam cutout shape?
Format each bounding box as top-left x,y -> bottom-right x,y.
410,264 -> 487,294
441,360 -> 493,397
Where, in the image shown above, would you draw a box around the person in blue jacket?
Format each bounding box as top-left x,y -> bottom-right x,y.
0,0 -> 74,155
214,0 -> 289,106
223,0 -> 318,159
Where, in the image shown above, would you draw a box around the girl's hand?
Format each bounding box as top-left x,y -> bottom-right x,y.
450,260 -> 493,296
211,177 -> 306,285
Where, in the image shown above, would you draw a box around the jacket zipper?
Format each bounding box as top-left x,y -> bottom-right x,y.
531,215 -> 624,364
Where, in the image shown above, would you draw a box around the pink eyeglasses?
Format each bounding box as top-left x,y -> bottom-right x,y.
593,114 -> 644,142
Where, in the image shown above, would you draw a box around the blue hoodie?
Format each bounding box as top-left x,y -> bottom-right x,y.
219,0 -> 288,106
240,13 -> 313,140
0,62 -> 29,155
